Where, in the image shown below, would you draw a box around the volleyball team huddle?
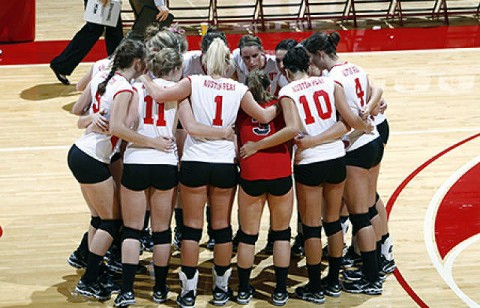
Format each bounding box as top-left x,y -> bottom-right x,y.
67,25 -> 396,307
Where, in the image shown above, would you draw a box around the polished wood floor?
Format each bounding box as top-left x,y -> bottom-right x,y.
0,1 -> 479,307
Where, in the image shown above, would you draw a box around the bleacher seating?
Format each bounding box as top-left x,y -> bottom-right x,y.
303,0 -> 350,29
258,0 -> 305,30
212,0 -> 261,29
348,0 -> 395,26
392,0 -> 443,25
121,0 -> 480,30
439,0 -> 480,23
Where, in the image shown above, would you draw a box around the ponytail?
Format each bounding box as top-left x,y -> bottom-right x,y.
96,39 -> 146,96
203,38 -> 230,77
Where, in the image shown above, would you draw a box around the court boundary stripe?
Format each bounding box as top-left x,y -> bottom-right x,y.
385,132 -> 480,308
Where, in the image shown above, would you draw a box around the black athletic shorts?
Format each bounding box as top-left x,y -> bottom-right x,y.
294,156 -> 346,186
376,119 -> 390,145
239,176 -> 292,197
345,137 -> 384,169
121,164 -> 178,191
179,161 -> 238,188
67,144 -> 111,184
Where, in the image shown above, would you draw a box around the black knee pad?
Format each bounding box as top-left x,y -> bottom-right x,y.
350,213 -> 371,235
302,225 -> 321,240
122,226 -> 142,242
90,216 -> 101,229
98,219 -> 121,239
212,226 -> 232,244
152,228 -> 172,245
237,229 -> 259,245
368,204 -> 379,220
322,220 -> 342,237
182,226 -> 202,242
270,227 -> 291,242
375,192 -> 380,204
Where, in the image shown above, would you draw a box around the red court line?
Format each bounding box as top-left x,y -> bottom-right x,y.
1,25 -> 479,65
385,133 -> 480,308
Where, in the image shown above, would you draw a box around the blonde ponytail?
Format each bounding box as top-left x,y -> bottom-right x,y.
203,38 -> 230,77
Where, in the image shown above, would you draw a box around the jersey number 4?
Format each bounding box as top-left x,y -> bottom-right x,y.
354,78 -> 365,107
298,90 -> 333,124
143,95 -> 166,126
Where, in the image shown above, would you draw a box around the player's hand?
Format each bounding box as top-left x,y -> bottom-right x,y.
379,99 -> 388,114
152,136 -> 175,152
156,6 -> 170,21
223,124 -> 236,140
92,111 -> 109,132
240,141 -> 259,159
294,133 -> 314,149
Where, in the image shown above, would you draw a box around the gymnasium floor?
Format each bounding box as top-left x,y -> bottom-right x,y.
0,1 -> 479,307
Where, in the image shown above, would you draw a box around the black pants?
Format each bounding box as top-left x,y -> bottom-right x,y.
50,0 -> 123,75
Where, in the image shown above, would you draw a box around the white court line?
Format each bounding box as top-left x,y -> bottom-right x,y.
0,127 -> 478,153
444,234 -> 480,308
0,145 -> 69,152
391,127 -> 480,136
424,155 -> 480,307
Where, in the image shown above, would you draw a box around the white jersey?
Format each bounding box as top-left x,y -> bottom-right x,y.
182,50 -> 236,78
232,49 -> 286,96
181,75 -> 248,163
123,80 -> 179,165
75,72 -> 132,163
373,112 -> 386,125
328,62 -> 379,151
279,76 -> 345,165
92,58 -> 112,77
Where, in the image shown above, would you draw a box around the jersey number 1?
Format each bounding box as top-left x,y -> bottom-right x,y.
213,95 -> 223,126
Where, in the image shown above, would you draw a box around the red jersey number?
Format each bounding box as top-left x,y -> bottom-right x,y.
354,78 -> 365,107
143,95 -> 166,126
93,92 -> 101,113
212,95 -> 223,126
298,90 -> 333,124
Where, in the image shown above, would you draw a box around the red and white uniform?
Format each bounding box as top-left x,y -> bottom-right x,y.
181,75 -> 248,163
92,58 -> 112,78
182,50 -> 236,78
123,79 -> 179,166
279,76 -> 345,165
327,62 -> 379,151
237,100 -> 291,180
373,112 -> 386,125
75,72 -> 132,163
232,49 -> 287,97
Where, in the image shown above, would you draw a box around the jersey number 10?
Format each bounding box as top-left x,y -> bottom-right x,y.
298,90 -> 333,125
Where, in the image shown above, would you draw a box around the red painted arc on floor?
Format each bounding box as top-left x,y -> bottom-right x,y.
386,133 -> 480,308
0,25 -> 479,66
435,161 -> 480,260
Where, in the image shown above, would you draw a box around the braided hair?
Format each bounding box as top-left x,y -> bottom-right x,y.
97,39 -> 146,96
147,47 -> 182,78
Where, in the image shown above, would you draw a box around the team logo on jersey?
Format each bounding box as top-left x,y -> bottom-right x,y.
251,118 -> 271,136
